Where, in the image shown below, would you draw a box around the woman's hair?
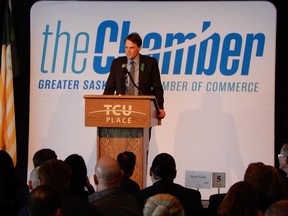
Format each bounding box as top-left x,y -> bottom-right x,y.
218,181 -> 259,216
266,165 -> 288,203
143,193 -> 185,216
65,154 -> 87,190
244,162 -> 272,195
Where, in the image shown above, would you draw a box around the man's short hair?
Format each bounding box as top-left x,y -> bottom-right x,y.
29,166 -> 40,190
280,144 -> 288,157
264,199 -> 288,216
125,33 -> 142,47
117,151 -> 136,177
151,153 -> 176,180
33,148 -> 57,167
28,184 -> 62,216
38,159 -> 72,190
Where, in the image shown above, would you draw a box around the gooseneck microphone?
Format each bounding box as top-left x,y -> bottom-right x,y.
122,64 -> 143,95
122,64 -> 129,75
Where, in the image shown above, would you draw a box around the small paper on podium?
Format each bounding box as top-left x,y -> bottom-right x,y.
185,171 -> 212,189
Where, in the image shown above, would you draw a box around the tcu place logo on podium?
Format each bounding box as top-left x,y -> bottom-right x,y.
90,104 -> 146,124
84,95 -> 160,128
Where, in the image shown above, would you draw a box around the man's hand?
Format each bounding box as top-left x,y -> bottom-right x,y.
158,109 -> 166,119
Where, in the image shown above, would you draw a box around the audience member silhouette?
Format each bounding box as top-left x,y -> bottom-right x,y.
117,151 -> 140,193
28,166 -> 40,192
88,156 -> 142,216
0,150 -> 29,216
264,199 -> 288,216
133,152 -> 203,216
64,154 -> 95,200
38,159 -> 100,216
244,162 -> 272,213
32,148 -> 57,168
217,181 -> 261,216
266,165 -> 288,204
207,193 -> 226,216
278,143 -> 288,187
18,167 -> 41,215
243,162 -> 288,214
28,184 -> 62,216
143,193 -> 185,216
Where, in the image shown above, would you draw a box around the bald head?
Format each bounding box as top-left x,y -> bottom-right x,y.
94,157 -> 123,190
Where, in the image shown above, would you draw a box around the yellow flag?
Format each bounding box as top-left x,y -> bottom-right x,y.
0,0 -> 17,165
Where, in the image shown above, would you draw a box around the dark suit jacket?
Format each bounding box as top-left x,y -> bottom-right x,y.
133,179 -> 204,216
279,168 -> 288,187
18,193 -> 100,216
207,193 -> 226,216
122,176 -> 140,194
88,187 -> 142,216
62,194 -> 101,216
103,54 -> 164,109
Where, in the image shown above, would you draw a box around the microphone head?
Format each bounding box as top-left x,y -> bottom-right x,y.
122,64 -> 129,75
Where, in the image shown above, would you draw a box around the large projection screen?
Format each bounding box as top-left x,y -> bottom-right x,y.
29,1 -> 276,199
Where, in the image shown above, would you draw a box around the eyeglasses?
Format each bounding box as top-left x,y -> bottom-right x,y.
278,154 -> 287,159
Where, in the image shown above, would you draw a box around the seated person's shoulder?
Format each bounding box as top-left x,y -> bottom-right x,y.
172,183 -> 202,197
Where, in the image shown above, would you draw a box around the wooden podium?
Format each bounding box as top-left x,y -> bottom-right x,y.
84,95 -> 161,188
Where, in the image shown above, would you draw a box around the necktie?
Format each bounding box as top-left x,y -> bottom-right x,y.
127,60 -> 135,95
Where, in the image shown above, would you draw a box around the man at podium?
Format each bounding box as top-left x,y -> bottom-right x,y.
103,33 -> 166,120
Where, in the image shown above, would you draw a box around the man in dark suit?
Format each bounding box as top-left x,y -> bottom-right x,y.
133,153 -> 204,216
38,159 -> 100,216
117,151 -> 140,194
278,143 -> 288,187
88,156 -> 142,216
103,32 -> 166,119
28,184 -> 62,216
